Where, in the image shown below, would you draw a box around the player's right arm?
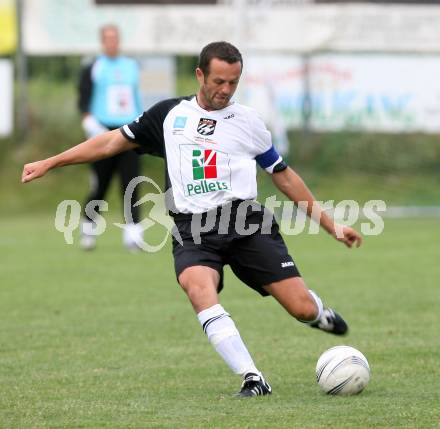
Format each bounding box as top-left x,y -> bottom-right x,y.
21,129 -> 138,183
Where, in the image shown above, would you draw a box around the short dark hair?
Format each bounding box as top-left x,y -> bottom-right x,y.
198,41 -> 243,76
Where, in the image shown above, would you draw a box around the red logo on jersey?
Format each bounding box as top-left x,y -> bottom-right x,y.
192,149 -> 217,179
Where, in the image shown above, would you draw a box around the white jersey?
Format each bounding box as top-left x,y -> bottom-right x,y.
121,96 -> 285,215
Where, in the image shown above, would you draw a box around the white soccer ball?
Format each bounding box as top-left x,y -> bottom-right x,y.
316,345 -> 370,395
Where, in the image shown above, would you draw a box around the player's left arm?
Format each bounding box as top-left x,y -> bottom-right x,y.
271,166 -> 362,248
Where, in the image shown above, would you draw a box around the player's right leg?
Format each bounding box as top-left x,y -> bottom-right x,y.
177,265 -> 219,313
118,151 -> 143,251
177,265 -> 271,397
80,157 -> 116,250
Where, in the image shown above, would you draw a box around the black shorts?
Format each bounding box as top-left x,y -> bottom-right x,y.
172,200 -> 301,296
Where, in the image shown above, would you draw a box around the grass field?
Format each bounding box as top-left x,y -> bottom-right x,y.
0,214 -> 439,429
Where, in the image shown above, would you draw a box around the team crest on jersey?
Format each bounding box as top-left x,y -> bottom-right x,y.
180,145 -> 231,197
197,118 -> 217,136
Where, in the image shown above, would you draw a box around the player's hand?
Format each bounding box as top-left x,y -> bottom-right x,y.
332,224 -> 363,248
21,160 -> 51,183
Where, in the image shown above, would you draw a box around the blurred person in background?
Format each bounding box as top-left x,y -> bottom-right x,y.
78,24 -> 143,251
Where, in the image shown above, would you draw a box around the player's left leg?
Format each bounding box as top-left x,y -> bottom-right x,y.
262,277 -> 348,335
229,214 -> 348,336
262,276 -> 320,322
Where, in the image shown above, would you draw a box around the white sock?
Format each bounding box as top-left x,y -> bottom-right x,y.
306,289 -> 324,324
197,304 -> 259,376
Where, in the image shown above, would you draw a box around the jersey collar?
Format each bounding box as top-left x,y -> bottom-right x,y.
190,95 -> 235,114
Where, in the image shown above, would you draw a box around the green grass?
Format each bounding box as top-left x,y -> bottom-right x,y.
0,215 -> 439,428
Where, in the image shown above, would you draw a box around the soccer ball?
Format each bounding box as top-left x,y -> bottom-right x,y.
316,345 -> 370,395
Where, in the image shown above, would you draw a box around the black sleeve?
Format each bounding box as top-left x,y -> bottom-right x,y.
272,160 -> 288,173
78,62 -> 94,114
120,97 -> 189,158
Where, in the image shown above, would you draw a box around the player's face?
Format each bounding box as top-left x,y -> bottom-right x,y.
101,28 -> 120,58
196,58 -> 242,110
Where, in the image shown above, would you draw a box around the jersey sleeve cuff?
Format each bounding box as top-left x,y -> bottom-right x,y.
120,124 -> 136,140
264,156 -> 285,174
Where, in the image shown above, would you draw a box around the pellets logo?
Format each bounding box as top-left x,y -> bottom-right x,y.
180,145 -> 231,197
192,149 -> 217,180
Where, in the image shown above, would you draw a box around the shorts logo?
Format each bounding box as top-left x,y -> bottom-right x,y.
173,116 -> 187,129
197,118 -> 217,136
281,261 -> 295,268
192,149 -> 217,180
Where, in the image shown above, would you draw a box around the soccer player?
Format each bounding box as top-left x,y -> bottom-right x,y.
22,41 -> 362,398
78,24 -> 144,250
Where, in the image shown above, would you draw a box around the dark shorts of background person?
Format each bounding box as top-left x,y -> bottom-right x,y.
172,200 -> 301,296
83,125 -> 141,223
